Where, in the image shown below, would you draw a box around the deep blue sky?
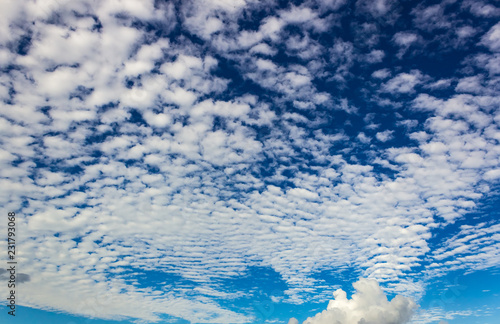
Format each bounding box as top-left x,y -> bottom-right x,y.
1,0 -> 500,323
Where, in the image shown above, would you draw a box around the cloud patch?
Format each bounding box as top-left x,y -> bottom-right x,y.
300,278 -> 417,324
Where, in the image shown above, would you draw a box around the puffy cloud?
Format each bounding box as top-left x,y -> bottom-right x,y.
411,2 -> 452,32
456,26 -> 477,39
376,130 -> 394,142
480,22 -> 500,52
393,32 -> 418,47
2,1 -> 500,323
0,269 -> 30,283
455,75 -> 485,94
363,49 -> 385,63
302,279 -> 417,324
411,307 -> 489,324
393,32 -> 420,58
245,58 -> 331,108
372,68 -> 391,79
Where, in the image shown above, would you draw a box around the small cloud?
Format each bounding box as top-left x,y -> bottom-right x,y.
376,130 -> 394,142
17,273 -> 31,283
392,31 -> 420,58
356,0 -> 396,18
425,78 -> 452,90
382,70 -> 423,94
412,3 -> 451,32
480,22 -> 500,52
0,270 -> 30,283
357,132 -> 371,144
455,75 -> 484,94
456,26 -> 476,39
250,43 -> 277,56
393,31 -> 418,47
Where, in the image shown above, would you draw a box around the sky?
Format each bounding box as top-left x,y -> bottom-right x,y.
0,0 -> 500,323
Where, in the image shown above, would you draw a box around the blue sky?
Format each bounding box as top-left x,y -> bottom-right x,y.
0,0 -> 500,323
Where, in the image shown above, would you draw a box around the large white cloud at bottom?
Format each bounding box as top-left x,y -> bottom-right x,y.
298,278 -> 417,324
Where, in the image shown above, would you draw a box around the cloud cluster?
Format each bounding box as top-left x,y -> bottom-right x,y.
299,279 -> 416,324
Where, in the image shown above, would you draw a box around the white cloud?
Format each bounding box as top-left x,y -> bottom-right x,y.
480,22 -> 500,52
143,111 -> 172,128
425,79 -> 452,90
302,278 -> 417,324
455,75 -> 485,94
411,307 -> 490,324
356,0 -> 397,18
463,0 -> 500,18
317,0 -> 347,11
285,34 -> 325,61
245,58 -> 331,108
357,132 -> 371,144
484,168 -> 500,180
279,6 -> 331,33
237,16 -> 285,48
250,43 -> 277,56
456,26 -> 477,39
372,68 -> 391,79
329,39 -> 355,82
393,32 -> 420,58
411,3 -> 452,32
393,32 -> 418,47
382,71 -> 423,94
2,1 -> 500,323
182,0 -> 246,40
363,49 -> 385,63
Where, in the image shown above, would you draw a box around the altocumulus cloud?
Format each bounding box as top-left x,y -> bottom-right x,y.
291,279 -> 416,324
1,0 -> 500,323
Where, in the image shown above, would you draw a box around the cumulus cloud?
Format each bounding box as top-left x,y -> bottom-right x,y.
301,279 -> 417,324
2,0 -> 500,323
480,22 -> 500,52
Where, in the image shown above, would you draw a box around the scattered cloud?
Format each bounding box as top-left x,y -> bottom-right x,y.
382,70 -> 424,94
1,1 -> 500,323
480,22 -> 500,52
